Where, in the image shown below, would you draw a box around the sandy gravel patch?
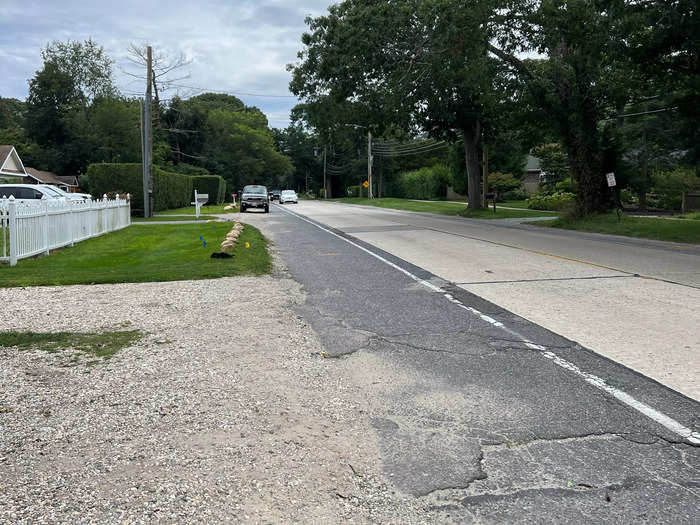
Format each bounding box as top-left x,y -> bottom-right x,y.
0,275 -> 428,524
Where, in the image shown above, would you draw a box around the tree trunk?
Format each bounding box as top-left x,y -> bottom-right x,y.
462,122 -> 482,209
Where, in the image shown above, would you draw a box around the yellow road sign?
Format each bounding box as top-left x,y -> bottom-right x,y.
362,181 -> 369,188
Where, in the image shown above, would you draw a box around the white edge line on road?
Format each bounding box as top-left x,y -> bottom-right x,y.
274,204 -> 700,445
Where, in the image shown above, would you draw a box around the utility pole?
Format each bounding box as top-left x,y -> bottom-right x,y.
367,131 -> 373,199
481,145 -> 489,208
141,45 -> 153,217
323,145 -> 327,199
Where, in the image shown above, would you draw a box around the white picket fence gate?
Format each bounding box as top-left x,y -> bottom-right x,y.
0,195 -> 131,266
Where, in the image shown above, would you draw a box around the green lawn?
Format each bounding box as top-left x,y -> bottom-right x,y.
332,197 -> 554,218
0,223 -> 271,287
534,213 -> 700,244
158,204 -> 237,215
132,215 -> 216,222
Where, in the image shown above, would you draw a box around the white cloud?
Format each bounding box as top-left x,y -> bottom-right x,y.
0,0 -> 333,128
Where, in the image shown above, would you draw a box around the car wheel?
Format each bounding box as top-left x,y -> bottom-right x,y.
241,205 -> 246,213
264,205 -> 269,213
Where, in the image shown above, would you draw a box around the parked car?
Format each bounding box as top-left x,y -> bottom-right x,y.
39,185 -> 91,202
0,184 -> 68,203
279,190 -> 298,204
240,185 -> 269,213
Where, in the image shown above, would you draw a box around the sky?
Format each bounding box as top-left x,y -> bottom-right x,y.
0,0 -> 334,128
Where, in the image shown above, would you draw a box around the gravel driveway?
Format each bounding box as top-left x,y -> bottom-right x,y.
0,270 -> 428,523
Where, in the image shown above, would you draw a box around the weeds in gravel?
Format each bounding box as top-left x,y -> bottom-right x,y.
0,330 -> 143,359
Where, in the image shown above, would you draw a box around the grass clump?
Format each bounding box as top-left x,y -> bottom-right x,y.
534,213 -> 700,244
0,330 -> 143,359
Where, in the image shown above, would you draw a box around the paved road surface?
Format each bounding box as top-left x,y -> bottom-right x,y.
239,202 -> 699,522
272,201 -> 700,400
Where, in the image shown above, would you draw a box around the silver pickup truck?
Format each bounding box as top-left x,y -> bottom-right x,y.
240,185 -> 269,213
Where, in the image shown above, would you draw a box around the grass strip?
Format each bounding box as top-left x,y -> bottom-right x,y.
158,204 -> 236,215
0,330 -> 142,359
0,223 -> 271,287
533,213 -> 700,244
332,197 -> 554,219
133,215 -> 216,222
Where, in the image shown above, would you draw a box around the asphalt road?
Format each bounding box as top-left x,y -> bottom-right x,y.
275,201 -> 700,400
243,202 -> 699,522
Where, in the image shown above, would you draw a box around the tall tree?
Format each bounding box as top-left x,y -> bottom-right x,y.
41,39 -> 117,102
290,0 -> 508,209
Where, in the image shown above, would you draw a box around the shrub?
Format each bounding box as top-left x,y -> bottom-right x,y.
651,167 -> 700,210
555,178 -> 573,193
346,185 -> 361,197
191,175 -> 227,204
389,164 -> 451,200
527,191 -> 576,211
503,189 -> 529,201
619,188 -> 637,205
152,167 -> 193,211
488,172 -> 520,201
88,163 -> 142,208
87,163 -> 198,215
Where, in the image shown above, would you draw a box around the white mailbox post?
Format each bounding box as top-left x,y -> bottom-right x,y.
192,190 -> 209,218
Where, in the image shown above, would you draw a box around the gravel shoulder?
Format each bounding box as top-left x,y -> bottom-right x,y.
0,262 -> 428,522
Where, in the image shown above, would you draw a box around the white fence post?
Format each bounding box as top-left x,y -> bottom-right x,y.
1,196 -> 130,265
43,200 -> 50,255
8,196 -> 17,267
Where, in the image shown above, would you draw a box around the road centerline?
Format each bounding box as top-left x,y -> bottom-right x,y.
273,203 -> 700,445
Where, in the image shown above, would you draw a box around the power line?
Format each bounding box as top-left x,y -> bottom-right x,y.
167,83 -> 297,99
373,142 -> 449,157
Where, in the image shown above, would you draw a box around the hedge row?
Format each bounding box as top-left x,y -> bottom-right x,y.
86,163 -> 226,215
385,164 -> 451,200
191,175 -> 227,204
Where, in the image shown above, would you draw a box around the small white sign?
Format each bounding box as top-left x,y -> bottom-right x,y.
606,172 -> 617,187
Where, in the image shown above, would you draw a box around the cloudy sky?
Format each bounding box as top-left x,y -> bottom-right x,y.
0,0 -> 334,128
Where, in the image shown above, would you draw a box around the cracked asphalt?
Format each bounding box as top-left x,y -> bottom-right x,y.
242,204 -> 700,523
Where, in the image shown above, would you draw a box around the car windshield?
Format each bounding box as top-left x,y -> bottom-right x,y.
244,186 -> 266,195
282,190 -> 295,195
41,186 -> 63,197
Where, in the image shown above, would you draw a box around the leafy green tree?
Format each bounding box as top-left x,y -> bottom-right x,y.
41,39 -> 116,102
290,0 -> 511,209
203,108 -> 292,190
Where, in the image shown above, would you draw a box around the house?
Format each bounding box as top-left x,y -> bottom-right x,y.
25,168 -> 80,193
0,145 -> 80,192
0,145 -> 28,182
522,154 -> 542,194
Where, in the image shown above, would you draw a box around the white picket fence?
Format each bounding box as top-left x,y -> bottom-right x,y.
0,195 -> 131,266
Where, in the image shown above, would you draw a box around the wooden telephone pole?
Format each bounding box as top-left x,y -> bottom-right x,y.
142,46 -> 153,217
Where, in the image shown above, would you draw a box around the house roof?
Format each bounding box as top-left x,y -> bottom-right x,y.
25,167 -> 66,185
55,175 -> 79,187
0,145 -> 27,176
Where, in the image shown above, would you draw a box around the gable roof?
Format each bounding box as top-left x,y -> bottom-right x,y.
25,167 -> 66,185
0,145 -> 27,176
